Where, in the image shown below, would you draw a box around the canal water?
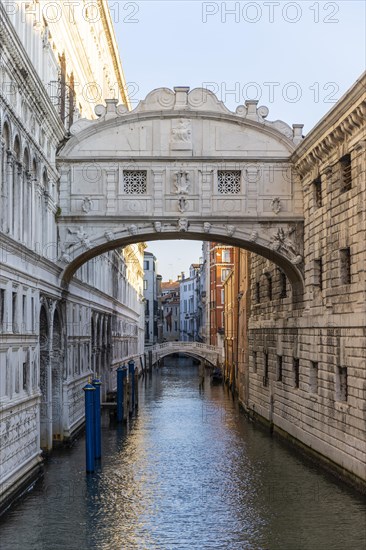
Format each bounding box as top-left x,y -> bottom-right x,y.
0,358 -> 365,550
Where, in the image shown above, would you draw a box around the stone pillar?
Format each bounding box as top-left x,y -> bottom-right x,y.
6,152 -> 13,235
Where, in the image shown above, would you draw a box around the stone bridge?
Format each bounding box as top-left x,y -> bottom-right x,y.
148,341 -> 223,368
56,86 -> 305,302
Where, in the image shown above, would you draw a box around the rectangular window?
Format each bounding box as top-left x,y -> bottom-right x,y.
123,170 -> 147,194
221,289 -> 225,304
23,362 -> 28,391
277,355 -> 283,382
145,299 -> 149,315
255,282 -> 260,303
340,154 -> 352,192
336,366 -> 348,402
222,249 -> 231,262
22,295 -> 27,331
313,176 -> 322,208
340,248 -> 351,285
174,321 -> 178,331
253,351 -> 257,373
293,358 -> 300,389
143,280 -> 148,290
279,271 -> 287,298
0,289 -> 5,330
221,268 -> 231,281
314,258 -> 323,290
263,352 -> 269,386
31,297 -> 34,332
310,361 -> 318,394
144,260 -> 149,270
12,292 -> 17,332
266,274 -> 272,301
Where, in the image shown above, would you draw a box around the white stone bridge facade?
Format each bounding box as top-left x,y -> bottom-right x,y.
148,341 -> 223,368
57,87 -> 305,302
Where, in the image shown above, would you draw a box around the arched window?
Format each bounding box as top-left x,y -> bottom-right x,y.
23,147 -> 30,244
12,135 -> 21,238
1,122 -> 10,232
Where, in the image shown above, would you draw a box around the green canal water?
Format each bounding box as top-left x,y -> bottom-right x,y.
0,358 -> 365,549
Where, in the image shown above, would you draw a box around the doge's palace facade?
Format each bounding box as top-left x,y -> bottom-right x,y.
0,0 -> 143,510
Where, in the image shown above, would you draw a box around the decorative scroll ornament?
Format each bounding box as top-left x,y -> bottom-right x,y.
226,225 -> 236,237
81,197 -> 93,213
174,170 -> 190,194
154,221 -> 162,232
203,222 -> 212,233
271,197 -> 281,215
177,218 -> 189,232
271,227 -> 302,264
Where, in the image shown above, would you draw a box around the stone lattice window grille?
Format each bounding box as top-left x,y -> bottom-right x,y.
293,357 -> 300,388
312,176 -> 322,208
217,170 -> 241,194
340,154 -> 352,192
277,355 -> 283,382
336,366 -> 348,402
310,361 -> 319,393
314,258 -> 323,290
123,170 -> 147,195
263,352 -> 269,387
339,247 -> 351,285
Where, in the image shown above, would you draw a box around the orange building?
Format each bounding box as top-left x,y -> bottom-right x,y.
223,248 -> 251,396
209,243 -> 234,349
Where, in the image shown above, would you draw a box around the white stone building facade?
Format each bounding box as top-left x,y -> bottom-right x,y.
0,0 -> 144,511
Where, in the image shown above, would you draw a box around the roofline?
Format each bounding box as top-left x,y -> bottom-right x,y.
292,71 -> 366,162
97,0 -> 131,110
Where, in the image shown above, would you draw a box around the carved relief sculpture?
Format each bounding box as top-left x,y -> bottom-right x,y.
177,218 -> 189,232
174,170 -> 190,194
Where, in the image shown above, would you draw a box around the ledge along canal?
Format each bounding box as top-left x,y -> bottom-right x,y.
0,357 -> 365,550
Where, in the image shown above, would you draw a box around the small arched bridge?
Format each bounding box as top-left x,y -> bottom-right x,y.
149,341 -> 223,368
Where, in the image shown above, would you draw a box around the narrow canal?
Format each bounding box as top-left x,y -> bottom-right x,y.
1,358 -> 365,550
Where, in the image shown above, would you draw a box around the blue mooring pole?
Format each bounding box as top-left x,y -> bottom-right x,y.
83,383 -> 96,473
92,378 -> 102,459
117,365 -> 127,422
128,360 -> 135,411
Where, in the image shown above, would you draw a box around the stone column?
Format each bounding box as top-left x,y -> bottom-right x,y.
6,151 -> 14,235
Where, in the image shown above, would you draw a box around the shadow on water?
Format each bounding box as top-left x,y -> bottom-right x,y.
0,356 -> 365,550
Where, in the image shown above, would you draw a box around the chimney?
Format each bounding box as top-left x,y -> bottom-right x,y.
181,271 -> 185,280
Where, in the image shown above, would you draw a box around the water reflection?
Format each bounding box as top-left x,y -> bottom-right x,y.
0,357 -> 365,550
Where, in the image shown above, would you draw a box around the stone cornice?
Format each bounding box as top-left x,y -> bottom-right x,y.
292,72 -> 366,175
0,2 -> 65,141
97,0 -> 131,110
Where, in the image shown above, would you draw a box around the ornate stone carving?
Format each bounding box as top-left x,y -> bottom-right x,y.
271,197 -> 282,215
174,170 -> 190,194
81,197 -> 93,213
127,224 -> 138,236
178,196 -> 188,213
226,225 -> 236,237
64,226 -> 91,250
104,230 -> 114,241
177,218 -> 189,232
250,230 -> 258,242
203,222 -> 212,233
154,221 -> 162,232
271,227 -> 302,264
171,119 -> 192,150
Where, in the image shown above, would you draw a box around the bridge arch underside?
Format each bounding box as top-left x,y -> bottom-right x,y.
60,230 -> 304,304
152,351 -> 217,368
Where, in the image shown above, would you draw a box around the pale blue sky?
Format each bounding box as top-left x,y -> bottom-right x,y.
111,0 -> 366,280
